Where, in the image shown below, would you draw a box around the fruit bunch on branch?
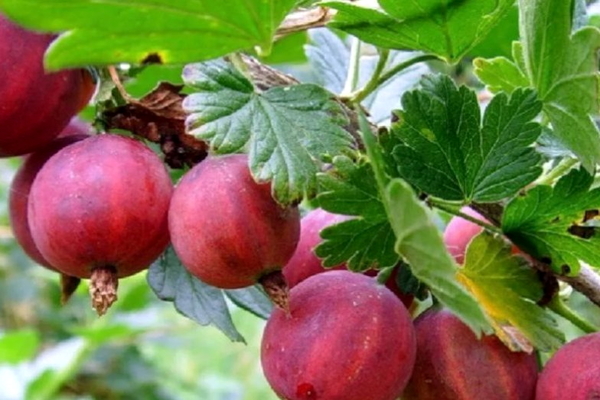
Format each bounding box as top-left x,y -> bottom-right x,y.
1,0 -> 600,398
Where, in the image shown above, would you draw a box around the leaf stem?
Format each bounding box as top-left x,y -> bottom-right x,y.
548,296 -> 598,334
358,109 -> 389,201
350,54 -> 442,103
107,66 -> 134,103
535,157 -> 578,186
349,49 -> 389,104
428,198 -> 503,235
340,37 -> 362,97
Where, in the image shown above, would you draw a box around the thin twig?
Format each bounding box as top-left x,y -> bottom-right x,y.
548,296 -> 598,333
275,6 -> 337,40
348,49 -> 390,104
558,264 -> 600,308
107,66 -> 134,103
340,37 -> 362,97
374,54 -> 442,90
429,198 -> 503,235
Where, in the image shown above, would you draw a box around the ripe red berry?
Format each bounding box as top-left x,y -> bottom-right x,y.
28,134 -> 172,314
169,154 -> 300,291
404,307 -> 538,400
0,14 -> 94,157
9,119 -> 90,269
261,270 -> 416,400
283,208 -> 349,288
536,332 -> 600,400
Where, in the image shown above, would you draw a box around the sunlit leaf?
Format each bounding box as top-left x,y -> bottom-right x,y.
0,0 -> 296,68
457,232 -> 564,351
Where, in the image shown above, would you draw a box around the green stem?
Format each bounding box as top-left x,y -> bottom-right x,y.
535,157 -> 578,186
359,109 -> 389,204
351,54 -> 441,104
379,54 -> 441,84
340,37 -> 362,97
428,198 -> 503,235
356,105 -> 399,248
548,296 -> 598,334
349,49 -> 390,104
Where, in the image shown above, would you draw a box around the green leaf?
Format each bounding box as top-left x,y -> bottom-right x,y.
147,246 -> 244,343
124,65 -> 185,98
183,59 -> 353,204
395,261 -> 429,301
536,128 -> 575,159
0,329 -> 39,364
468,4 -> 519,59
224,286 -> 273,320
503,168 -> 600,275
384,178 -> 490,334
518,0 -> 600,170
473,57 -> 529,94
305,28 -> 350,94
261,31 -> 308,64
457,231 -> 564,351
391,75 -> 543,202
315,156 -> 399,271
324,0 -> 514,63
0,0 -> 296,69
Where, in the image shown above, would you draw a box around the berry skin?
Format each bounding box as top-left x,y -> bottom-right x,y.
403,307 -> 538,400
536,332 -> 600,400
261,270 -> 416,400
169,154 -> 300,289
443,207 -> 487,264
9,120 -> 90,269
28,134 -> 172,314
0,14 -> 94,157
283,208 -> 350,288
